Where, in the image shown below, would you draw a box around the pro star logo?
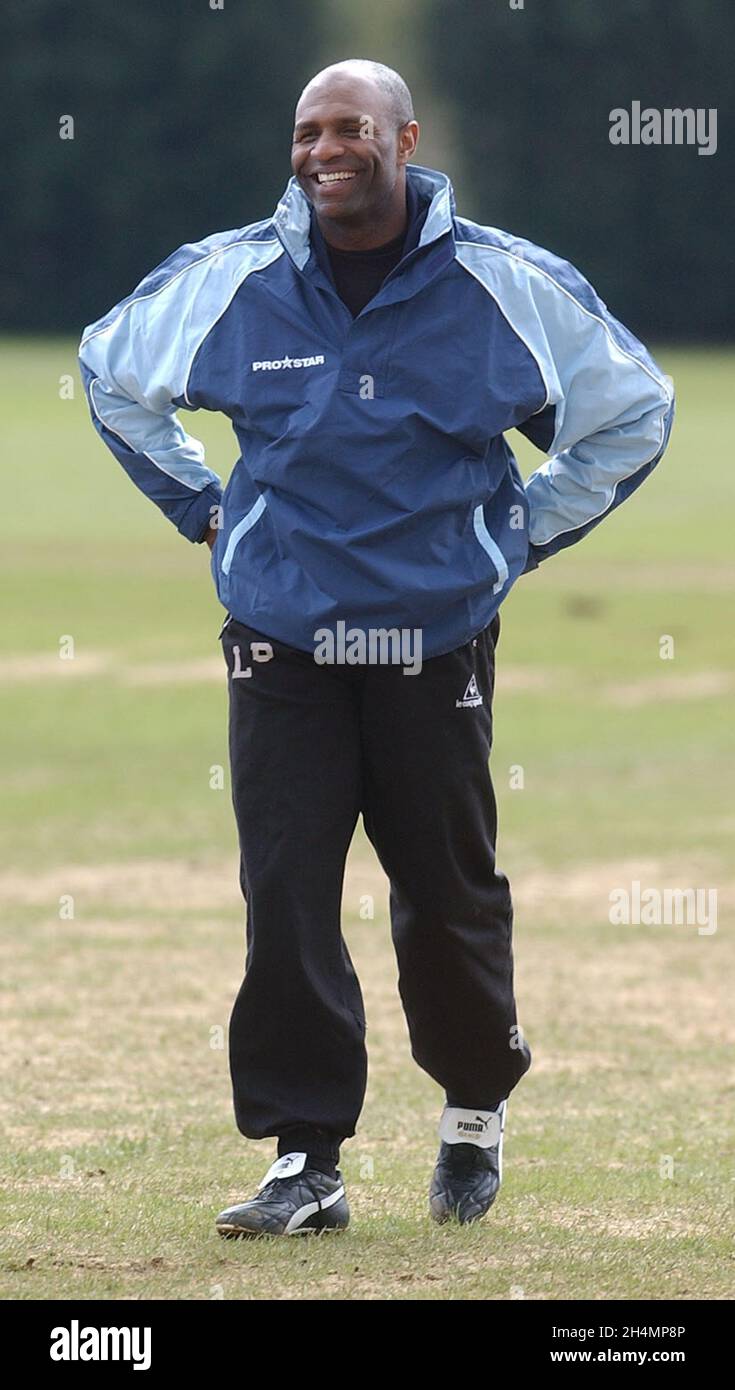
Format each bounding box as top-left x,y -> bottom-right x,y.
252,354 -> 325,372
456,673 -> 483,708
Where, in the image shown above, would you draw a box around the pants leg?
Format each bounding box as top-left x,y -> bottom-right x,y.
221,617 -> 367,1143
360,614 -> 531,1108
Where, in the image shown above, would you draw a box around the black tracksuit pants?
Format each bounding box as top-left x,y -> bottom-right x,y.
220,612 -> 532,1160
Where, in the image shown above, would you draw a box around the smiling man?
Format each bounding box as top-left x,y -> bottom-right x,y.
79,60 -> 675,1238
293,65 -> 415,242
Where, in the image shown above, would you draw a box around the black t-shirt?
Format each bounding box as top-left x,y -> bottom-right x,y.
325,227 -> 408,319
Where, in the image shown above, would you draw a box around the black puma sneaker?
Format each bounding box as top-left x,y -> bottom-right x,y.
215,1152 -> 350,1239
429,1102 -> 507,1225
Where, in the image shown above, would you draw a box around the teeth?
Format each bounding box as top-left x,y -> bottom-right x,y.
316,171 -> 356,183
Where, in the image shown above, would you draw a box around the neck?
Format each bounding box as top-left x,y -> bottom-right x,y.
317,187 -> 408,252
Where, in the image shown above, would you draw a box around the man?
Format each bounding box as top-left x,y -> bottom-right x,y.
79,59 -> 675,1237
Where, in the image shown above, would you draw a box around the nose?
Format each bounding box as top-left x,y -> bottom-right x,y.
309,130 -> 347,164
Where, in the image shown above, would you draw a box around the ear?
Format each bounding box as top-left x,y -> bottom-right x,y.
397,120 -> 420,165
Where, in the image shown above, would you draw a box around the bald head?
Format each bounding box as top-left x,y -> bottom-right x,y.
298,60 -> 415,132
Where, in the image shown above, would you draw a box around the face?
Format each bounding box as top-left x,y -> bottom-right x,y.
291,73 -> 418,228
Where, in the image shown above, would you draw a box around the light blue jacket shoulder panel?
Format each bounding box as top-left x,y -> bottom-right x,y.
79,224 -> 284,534
454,218 -> 675,553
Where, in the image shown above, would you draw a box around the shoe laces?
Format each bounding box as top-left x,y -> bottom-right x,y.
257,1167 -> 334,1203
255,1177 -> 288,1201
446,1142 -> 491,1176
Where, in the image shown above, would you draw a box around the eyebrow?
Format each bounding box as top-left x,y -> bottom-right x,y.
293,114 -> 369,133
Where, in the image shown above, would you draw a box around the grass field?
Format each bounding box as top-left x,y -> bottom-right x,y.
1,340 -> 733,1300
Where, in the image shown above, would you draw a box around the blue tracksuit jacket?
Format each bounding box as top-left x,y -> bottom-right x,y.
79,164 -> 675,659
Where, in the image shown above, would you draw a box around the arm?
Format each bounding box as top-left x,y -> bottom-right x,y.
78,241 -> 225,544
510,245 -> 675,571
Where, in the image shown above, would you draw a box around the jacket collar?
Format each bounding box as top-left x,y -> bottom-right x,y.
272,164 -> 456,271
307,173 -> 426,287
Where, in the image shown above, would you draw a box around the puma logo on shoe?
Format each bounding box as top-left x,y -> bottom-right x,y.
457,1115 -> 493,1135
256,1152 -> 307,1188
438,1103 -> 505,1149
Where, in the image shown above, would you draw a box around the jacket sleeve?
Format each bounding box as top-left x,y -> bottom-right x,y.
511,244 -> 675,572
78,244 -> 224,543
